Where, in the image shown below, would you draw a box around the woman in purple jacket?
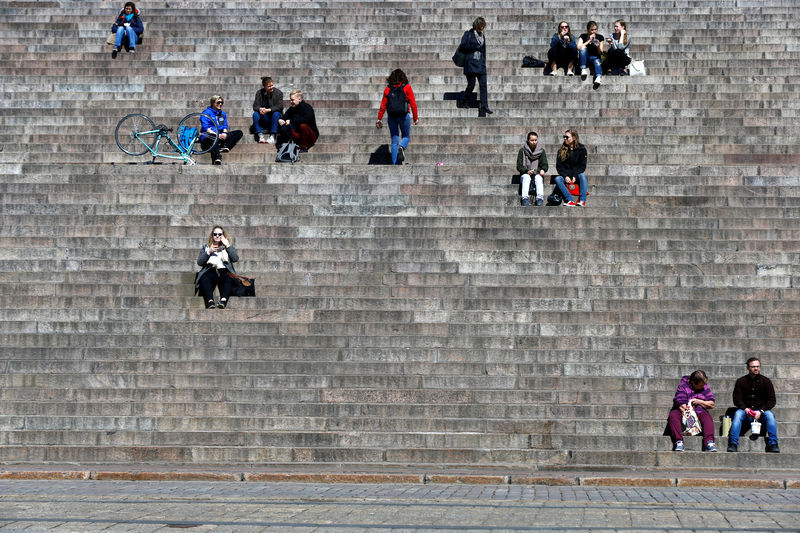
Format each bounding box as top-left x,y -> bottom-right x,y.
665,370 -> 717,452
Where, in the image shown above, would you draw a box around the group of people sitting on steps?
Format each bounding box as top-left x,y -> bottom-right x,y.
547,19 -> 632,85
665,360 -> 781,453
191,84 -> 319,165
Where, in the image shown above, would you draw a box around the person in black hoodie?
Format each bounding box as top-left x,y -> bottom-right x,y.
277,90 -> 319,151
457,17 -> 493,117
553,129 -> 588,206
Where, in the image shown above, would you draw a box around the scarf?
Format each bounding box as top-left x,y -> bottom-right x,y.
472,31 -> 484,60
522,141 -> 543,171
124,13 -> 134,22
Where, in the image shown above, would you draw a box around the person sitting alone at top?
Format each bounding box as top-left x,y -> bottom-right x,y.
110,2 -> 143,58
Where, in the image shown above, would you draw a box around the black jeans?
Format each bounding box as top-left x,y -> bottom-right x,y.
463,73 -> 488,109
548,46 -> 578,72
198,268 -> 232,305
200,130 -> 243,161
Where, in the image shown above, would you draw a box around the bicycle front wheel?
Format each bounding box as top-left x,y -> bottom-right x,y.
177,112 -> 218,155
115,113 -> 157,156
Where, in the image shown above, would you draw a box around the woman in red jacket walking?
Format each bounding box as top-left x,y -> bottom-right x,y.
376,69 -> 419,165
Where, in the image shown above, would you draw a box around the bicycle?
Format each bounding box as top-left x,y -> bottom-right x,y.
114,112 -> 219,165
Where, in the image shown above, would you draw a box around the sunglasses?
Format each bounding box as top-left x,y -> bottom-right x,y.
560,25 -> 569,28
215,101 -> 224,105
212,232 -> 223,236
563,135 -> 570,139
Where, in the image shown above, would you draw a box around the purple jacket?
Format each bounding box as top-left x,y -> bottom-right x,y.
672,375 -> 715,413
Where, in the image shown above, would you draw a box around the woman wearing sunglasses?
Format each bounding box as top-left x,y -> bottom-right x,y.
199,95 -> 243,165
553,129 -> 588,207
195,225 -> 239,309
547,21 -> 577,76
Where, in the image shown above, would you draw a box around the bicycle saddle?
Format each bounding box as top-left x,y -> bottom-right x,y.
156,124 -> 172,132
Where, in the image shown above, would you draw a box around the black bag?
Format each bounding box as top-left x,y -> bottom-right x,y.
522,56 -> 546,68
546,186 -> 563,206
227,272 -> 255,297
452,49 -> 466,67
385,83 -> 409,118
275,140 -> 299,163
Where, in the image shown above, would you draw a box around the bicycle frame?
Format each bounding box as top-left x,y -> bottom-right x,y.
136,127 -> 198,165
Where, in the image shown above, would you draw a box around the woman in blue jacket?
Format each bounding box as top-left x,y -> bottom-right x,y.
457,17 -> 493,117
199,95 -> 243,165
547,21 -> 578,76
111,2 -> 143,57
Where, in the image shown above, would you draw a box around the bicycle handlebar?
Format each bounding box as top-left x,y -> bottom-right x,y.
156,124 -> 172,132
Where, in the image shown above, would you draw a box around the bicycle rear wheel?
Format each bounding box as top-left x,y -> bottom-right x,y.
177,112 -> 218,155
115,114 -> 157,156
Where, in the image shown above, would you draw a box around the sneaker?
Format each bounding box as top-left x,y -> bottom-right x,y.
129,49 -> 135,54
218,298 -> 227,310
765,443 -> 780,453
595,76 -> 603,86
397,146 -> 405,164
206,300 -> 216,309
535,197 -> 543,206
267,134 -> 276,145
577,200 -> 585,207
580,67 -> 588,80
258,133 -> 267,144
112,48 -> 119,58
213,159 -> 222,165
220,146 -> 230,153
674,440 -> 684,452
563,200 -> 576,207
566,69 -> 574,76
521,196 -> 531,206
548,70 -> 557,76
727,444 -> 738,452
705,441 -> 718,452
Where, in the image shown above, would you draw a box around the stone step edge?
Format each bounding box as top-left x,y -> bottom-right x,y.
0,466 -> 797,489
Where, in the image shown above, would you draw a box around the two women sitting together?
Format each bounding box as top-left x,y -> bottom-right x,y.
516,129 -> 587,207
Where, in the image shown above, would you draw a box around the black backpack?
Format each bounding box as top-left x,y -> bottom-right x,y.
385,83 -> 408,118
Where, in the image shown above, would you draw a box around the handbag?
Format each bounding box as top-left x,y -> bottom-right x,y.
227,272 -> 256,297
106,33 -> 116,45
565,181 -> 581,198
452,49 -> 466,67
629,59 -> 646,76
681,402 -> 703,436
522,56 -> 545,68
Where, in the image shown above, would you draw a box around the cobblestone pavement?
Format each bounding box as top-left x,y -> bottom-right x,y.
0,480 -> 799,532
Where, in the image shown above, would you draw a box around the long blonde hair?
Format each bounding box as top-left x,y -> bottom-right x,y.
615,19 -> 628,45
558,130 -> 580,161
206,225 -> 233,247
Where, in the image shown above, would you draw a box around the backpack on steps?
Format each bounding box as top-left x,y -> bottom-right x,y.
385,83 -> 408,118
275,140 -> 299,163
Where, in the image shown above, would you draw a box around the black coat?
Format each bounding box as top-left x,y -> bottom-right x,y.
459,30 -> 487,75
555,143 -> 588,177
283,101 -> 319,137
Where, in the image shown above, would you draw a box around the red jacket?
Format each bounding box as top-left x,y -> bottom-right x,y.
377,83 -> 418,121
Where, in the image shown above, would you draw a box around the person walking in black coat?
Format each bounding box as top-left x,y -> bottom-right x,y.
457,17 -> 493,117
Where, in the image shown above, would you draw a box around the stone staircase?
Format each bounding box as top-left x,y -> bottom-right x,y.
0,0 -> 799,471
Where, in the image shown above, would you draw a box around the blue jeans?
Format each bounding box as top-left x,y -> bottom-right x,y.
387,112 -> 411,165
555,173 -> 587,202
579,48 -> 602,77
252,111 -> 281,135
115,26 -> 137,49
729,409 -> 778,446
